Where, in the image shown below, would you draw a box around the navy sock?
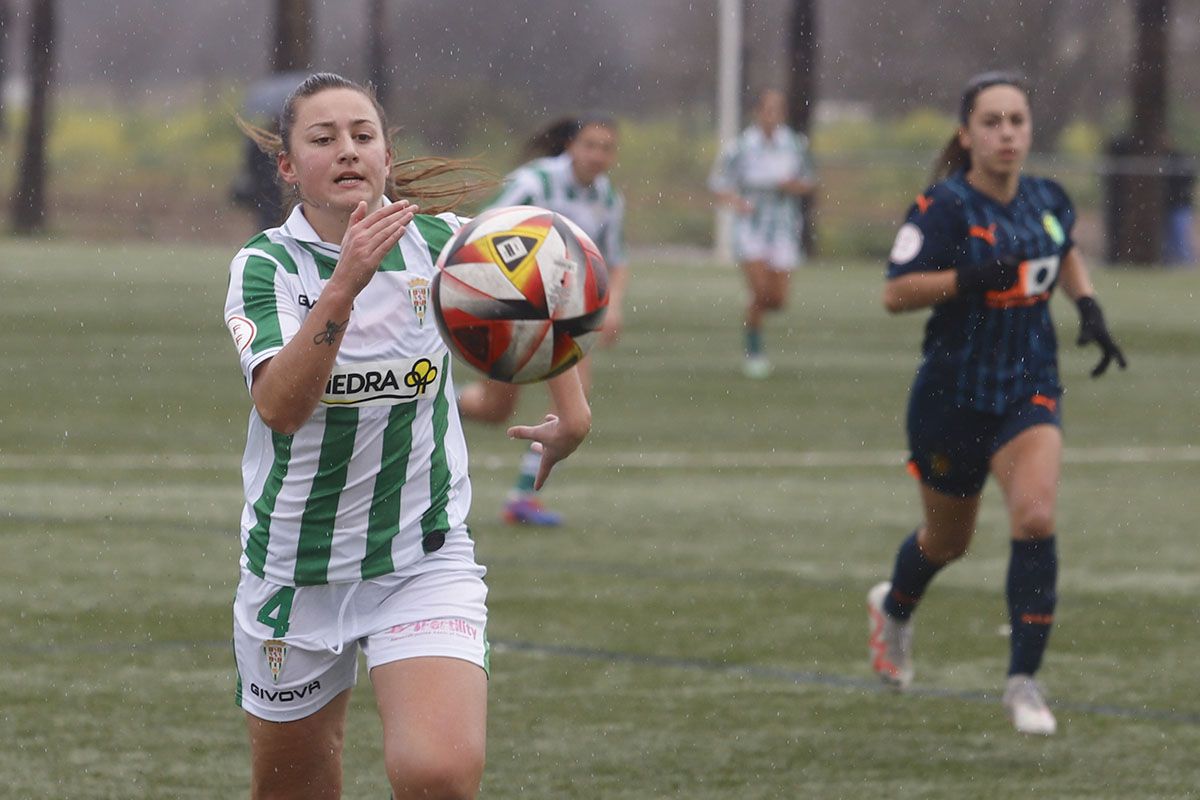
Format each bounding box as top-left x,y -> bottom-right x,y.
883,530 -> 945,620
1007,536 -> 1058,676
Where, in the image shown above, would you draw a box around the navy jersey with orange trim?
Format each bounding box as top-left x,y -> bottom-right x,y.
885,172 -> 1075,413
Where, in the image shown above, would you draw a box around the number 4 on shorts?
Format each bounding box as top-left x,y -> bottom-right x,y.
256,586 -> 295,638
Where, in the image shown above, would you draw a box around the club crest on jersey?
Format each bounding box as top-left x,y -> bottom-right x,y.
409,277 -> 430,327
889,223 -> 924,264
226,315 -> 257,353
262,639 -> 288,684
1042,212 -> 1065,245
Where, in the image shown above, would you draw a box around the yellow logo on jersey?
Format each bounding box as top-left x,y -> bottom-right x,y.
322,356 -> 442,406
1042,212 -> 1065,246
404,358 -> 439,395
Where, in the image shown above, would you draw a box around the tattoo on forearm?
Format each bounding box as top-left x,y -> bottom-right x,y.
313,319 -> 348,346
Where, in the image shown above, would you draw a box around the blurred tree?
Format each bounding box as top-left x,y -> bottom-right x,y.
273,0 -> 313,73
1131,0 -> 1170,155
12,0 -> 55,235
823,0 -> 1131,142
786,0 -> 817,254
8,0 -> 1197,141
786,0 -> 816,134
1110,0 -> 1169,263
366,0 -> 388,106
390,1 -> 640,150
0,0 -> 10,136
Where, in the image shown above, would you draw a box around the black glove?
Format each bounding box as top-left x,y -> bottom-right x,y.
1075,296 -> 1127,378
955,255 -> 1022,295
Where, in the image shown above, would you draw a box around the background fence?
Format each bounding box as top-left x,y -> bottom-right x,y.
0,90 -> 1195,266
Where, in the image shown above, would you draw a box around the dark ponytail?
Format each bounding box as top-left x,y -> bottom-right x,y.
932,136 -> 971,182
522,112 -> 618,160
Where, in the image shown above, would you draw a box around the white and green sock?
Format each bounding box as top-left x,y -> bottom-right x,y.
510,446 -> 540,499
745,328 -> 763,357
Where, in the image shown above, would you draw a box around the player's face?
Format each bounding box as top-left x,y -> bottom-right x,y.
755,90 -> 787,131
278,87 -> 392,214
567,123 -> 618,186
960,85 -> 1032,177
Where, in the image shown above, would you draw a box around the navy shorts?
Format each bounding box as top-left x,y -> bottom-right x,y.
906,386 -> 1062,497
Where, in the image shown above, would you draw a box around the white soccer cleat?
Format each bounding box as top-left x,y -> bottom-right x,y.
867,581 -> 914,690
743,354 -> 773,380
1003,674 -> 1058,735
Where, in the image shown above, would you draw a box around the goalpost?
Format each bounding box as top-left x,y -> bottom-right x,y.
714,0 -> 742,261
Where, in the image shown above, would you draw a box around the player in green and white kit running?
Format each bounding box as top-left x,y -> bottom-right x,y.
224,73 -> 591,800
458,114 -> 628,527
710,88 -> 817,379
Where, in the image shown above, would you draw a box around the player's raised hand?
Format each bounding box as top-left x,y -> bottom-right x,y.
955,254 -> 1023,295
332,200 -> 418,296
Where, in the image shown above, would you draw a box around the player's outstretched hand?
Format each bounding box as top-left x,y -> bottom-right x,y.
1075,296 -> 1127,378
507,412 -> 589,490
955,254 -> 1023,295
331,200 -> 417,296
510,368 -> 591,489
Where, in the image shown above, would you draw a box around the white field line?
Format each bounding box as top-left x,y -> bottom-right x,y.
0,445 -> 1198,473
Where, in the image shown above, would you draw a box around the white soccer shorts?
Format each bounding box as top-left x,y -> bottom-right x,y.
734,222 -> 804,272
232,533 -> 489,722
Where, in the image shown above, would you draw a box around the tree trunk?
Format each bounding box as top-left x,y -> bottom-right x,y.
786,0 -> 815,135
0,0 -> 11,137
272,0 -> 313,73
786,0 -> 817,256
12,0 -> 55,235
367,0 -> 388,106
1110,0 -> 1169,265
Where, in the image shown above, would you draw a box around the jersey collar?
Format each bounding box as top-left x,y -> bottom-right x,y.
748,124 -> 786,148
280,197 -> 397,252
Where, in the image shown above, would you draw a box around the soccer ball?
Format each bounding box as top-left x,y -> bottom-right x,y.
432,205 -> 609,383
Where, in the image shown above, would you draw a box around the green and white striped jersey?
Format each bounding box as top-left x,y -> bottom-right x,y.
490,152 -> 626,268
223,201 -> 471,587
709,124 -> 815,241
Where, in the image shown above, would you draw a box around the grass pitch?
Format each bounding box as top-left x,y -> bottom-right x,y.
1,239 -> 1198,798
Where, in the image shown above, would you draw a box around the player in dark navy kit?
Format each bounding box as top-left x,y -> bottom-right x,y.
866,72 -> 1126,735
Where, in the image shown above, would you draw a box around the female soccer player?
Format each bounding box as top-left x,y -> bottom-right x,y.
457,114 -> 628,526
224,73 -> 590,799
866,72 -> 1126,735
709,88 -> 817,379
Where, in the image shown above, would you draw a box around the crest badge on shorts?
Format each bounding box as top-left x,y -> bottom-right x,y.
409,277 -> 430,326
262,639 -> 288,684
